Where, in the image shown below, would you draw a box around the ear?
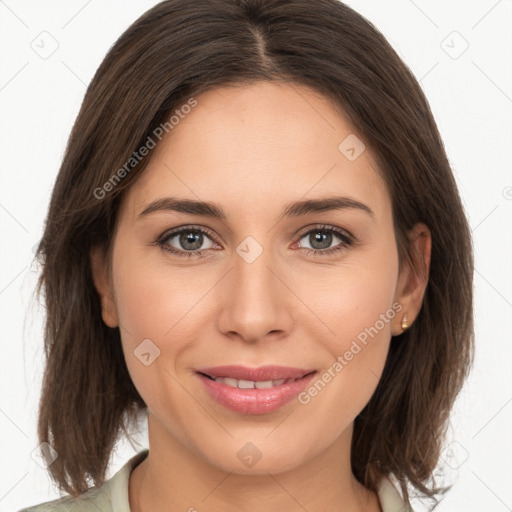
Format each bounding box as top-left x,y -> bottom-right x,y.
391,222 -> 431,336
90,245 -> 119,328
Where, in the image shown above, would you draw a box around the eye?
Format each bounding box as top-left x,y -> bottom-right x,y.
154,224 -> 354,259
156,226 -> 218,258
296,225 -> 353,256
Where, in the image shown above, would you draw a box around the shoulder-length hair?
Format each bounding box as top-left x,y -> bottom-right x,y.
34,0 -> 474,508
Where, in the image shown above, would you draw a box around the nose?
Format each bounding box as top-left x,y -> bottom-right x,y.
216,240 -> 294,344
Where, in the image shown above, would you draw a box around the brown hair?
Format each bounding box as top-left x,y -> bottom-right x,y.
34,0 -> 474,508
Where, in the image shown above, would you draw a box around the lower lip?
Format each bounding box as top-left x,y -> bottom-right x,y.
196,371 -> 317,415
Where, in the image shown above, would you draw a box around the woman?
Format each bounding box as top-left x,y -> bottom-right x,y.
21,0 -> 474,511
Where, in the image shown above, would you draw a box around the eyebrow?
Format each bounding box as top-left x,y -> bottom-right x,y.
138,195 -> 375,220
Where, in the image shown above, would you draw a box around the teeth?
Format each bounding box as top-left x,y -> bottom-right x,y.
255,380 -> 273,389
223,377 -> 238,388
212,376 -> 299,389
238,379 -> 255,389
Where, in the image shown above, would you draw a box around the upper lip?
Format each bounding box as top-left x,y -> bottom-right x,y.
196,365 -> 315,381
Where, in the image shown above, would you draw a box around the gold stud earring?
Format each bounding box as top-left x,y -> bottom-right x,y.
401,313 -> 409,332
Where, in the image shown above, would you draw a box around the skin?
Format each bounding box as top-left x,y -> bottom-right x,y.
91,81 -> 431,512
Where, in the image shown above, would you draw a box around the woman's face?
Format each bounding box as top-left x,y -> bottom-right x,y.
93,81 -> 425,474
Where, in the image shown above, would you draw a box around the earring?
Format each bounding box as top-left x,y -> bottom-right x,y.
401,313 -> 409,332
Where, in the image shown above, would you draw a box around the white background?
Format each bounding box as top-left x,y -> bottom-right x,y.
0,1 -> 511,510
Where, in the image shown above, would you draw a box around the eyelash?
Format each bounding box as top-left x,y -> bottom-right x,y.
154,224 -> 354,259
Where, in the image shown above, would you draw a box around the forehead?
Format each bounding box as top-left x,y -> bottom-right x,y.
120,81 -> 390,223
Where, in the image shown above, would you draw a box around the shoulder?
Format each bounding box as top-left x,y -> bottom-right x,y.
16,485 -> 110,512
17,449 -> 149,512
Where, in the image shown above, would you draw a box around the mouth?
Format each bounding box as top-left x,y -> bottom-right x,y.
195,365 -> 317,415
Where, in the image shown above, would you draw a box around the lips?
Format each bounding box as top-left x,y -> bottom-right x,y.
195,365 -> 317,414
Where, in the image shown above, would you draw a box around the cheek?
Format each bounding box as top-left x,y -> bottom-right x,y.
109,245 -> 198,396
111,241 -> 209,343
297,241 -> 399,344
110,240 -> 238,415
294,241 -> 399,411
110,251 -> 219,444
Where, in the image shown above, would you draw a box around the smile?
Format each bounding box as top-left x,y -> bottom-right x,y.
195,365 -> 317,415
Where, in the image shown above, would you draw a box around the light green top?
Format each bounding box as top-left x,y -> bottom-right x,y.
19,449 -> 413,511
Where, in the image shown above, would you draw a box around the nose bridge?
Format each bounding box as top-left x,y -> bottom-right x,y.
217,234 -> 292,341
